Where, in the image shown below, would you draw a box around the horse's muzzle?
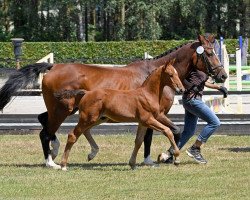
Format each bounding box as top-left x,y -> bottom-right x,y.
215,73 -> 228,83
176,88 -> 184,94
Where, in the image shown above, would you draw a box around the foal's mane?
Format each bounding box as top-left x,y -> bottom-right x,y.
153,41 -> 193,60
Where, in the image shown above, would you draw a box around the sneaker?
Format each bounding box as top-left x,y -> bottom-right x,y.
186,146 -> 207,164
142,155 -> 158,166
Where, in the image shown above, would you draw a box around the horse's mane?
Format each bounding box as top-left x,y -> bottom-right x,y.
153,41 -> 193,60
141,64 -> 164,86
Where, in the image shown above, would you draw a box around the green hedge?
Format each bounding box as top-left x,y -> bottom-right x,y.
0,39 -> 243,68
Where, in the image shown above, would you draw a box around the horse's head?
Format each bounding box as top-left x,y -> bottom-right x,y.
164,59 -> 185,94
192,33 -> 228,83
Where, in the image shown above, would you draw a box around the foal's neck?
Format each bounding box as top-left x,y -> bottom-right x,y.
141,67 -> 167,100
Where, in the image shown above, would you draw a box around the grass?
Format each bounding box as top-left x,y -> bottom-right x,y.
0,133 -> 249,200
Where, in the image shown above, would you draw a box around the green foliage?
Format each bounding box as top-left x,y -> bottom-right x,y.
0,0 -> 248,41
0,39 -> 243,68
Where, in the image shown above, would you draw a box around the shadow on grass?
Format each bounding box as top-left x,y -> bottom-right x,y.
0,163 -> 44,168
219,147 -> 250,152
68,162 -> 164,171
0,161 -> 202,170
69,162 -> 131,171
0,162 -> 133,171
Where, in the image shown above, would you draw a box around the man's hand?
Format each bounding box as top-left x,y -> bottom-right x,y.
218,86 -> 228,98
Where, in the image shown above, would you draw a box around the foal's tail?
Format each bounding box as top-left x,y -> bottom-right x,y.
54,89 -> 86,100
0,62 -> 53,111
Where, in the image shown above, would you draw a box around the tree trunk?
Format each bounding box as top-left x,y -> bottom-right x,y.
77,1 -> 84,41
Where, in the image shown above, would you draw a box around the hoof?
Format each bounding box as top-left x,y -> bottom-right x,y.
45,163 -> 61,170
61,166 -> 67,171
129,161 -> 137,170
45,154 -> 61,169
157,152 -> 172,163
87,154 -> 93,161
174,157 -> 181,165
130,165 -> 137,170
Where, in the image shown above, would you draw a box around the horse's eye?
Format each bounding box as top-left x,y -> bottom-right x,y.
206,51 -> 213,57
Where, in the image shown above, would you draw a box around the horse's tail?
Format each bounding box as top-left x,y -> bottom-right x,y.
54,89 -> 86,100
0,62 -> 53,111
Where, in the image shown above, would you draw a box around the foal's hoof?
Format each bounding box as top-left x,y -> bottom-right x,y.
87,154 -> 94,161
130,165 -> 137,170
61,166 -> 67,171
129,162 -> 137,170
174,157 -> 181,165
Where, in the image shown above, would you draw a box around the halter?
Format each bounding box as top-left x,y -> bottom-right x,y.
194,45 -> 222,79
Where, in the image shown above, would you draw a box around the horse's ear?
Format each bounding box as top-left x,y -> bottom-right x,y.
208,34 -> 215,43
198,34 -> 205,44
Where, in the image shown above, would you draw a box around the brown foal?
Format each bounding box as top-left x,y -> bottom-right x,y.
55,60 -> 185,170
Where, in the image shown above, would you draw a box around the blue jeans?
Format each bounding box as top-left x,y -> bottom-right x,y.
178,97 -> 220,149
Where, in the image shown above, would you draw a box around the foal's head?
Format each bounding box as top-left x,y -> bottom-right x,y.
164,59 -> 185,94
192,33 -> 228,83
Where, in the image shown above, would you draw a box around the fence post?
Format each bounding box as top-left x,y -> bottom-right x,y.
11,38 -> 24,69
144,52 -> 153,59
236,39 -> 243,113
222,45 -> 230,90
36,53 -> 54,89
236,48 -> 242,91
242,38 -> 248,66
219,36 -> 224,62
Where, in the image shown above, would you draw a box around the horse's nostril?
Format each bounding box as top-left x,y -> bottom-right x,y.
222,74 -> 228,79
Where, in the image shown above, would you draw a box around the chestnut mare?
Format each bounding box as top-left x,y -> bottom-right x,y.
54,60 -> 185,170
0,34 -> 227,169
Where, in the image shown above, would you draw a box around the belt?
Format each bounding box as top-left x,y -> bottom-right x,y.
183,93 -> 202,100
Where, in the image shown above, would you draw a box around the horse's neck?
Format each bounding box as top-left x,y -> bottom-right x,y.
141,67 -> 165,100
151,42 -> 197,82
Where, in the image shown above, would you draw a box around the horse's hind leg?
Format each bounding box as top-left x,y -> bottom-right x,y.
38,112 -> 60,160
38,107 -> 70,169
83,129 -> 99,161
129,124 -> 147,169
38,112 -> 60,169
61,121 -> 96,171
84,118 -> 109,161
61,125 -> 83,171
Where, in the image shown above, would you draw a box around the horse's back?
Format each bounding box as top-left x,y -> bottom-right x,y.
42,63 -> 142,92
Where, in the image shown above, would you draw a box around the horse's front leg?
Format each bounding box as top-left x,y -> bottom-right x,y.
156,114 -> 181,163
156,113 -> 181,143
83,129 -> 99,161
129,124 -> 147,170
146,117 -> 180,164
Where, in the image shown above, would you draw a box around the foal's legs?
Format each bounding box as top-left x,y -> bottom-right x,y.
61,124 -> 83,171
84,129 -> 99,161
146,117 -> 180,163
82,118 -> 109,161
156,113 -> 181,144
129,124 -> 147,169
